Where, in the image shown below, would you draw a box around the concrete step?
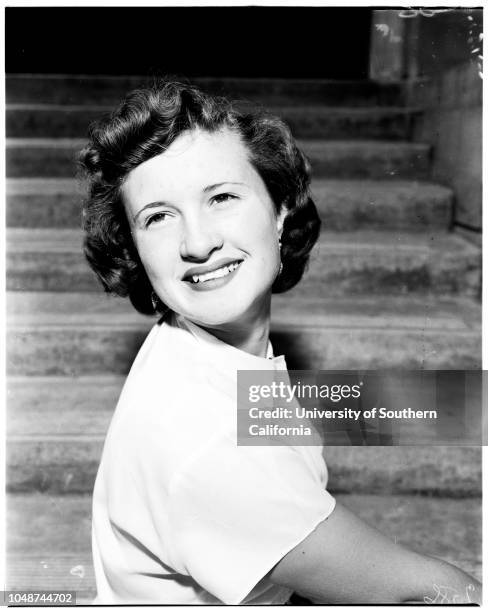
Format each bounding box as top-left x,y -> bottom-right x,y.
7,367 -> 482,492
6,104 -> 417,140
7,178 -> 84,228
6,491 -> 481,600
7,376 -> 120,438
6,492 -> 482,602
6,229 -> 480,297
313,180 -> 452,231
6,138 -> 431,179
6,413 -> 482,493
305,231 -> 480,298
7,492 -> 95,601
6,555 -> 94,604
7,228 -> 99,292
7,292 -> 481,375
6,74 -> 404,106
7,178 -> 453,231
7,373 -> 482,445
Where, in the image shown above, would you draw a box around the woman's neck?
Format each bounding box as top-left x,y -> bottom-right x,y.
197,297 -> 272,358
209,319 -> 270,357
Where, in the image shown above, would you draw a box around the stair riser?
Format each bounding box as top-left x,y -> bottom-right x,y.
6,441 -> 481,495
7,145 -> 80,178
7,247 -> 481,296
6,142 -> 431,179
7,326 -> 147,376
8,376 -> 482,446
307,146 -> 430,180
284,111 -> 413,140
6,76 -> 404,106
6,107 -> 413,140
7,190 -> 83,228
7,557 -> 95,602
7,183 -> 452,230
7,493 -> 481,598
314,185 -> 452,231
7,251 -> 99,292
304,253 -> 481,297
7,379 -> 120,437
326,447 -> 481,496
7,326 -> 481,376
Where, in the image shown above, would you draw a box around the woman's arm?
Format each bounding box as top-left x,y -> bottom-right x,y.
268,501 -> 481,604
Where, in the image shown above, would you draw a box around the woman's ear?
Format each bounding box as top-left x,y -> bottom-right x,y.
276,205 -> 288,238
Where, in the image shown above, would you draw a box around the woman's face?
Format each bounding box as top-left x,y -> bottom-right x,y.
122,127 -> 286,329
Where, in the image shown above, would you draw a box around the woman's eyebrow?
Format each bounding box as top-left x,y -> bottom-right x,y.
132,183 -> 246,222
203,181 -> 246,193
133,201 -> 169,223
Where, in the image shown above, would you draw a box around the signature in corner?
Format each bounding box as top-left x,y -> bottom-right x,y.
399,8 -> 454,18
424,583 -> 475,604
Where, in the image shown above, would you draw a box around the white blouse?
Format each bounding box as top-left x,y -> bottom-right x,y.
92,312 -> 336,604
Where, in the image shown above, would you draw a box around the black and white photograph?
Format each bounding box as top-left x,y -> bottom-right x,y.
4,2 -> 483,606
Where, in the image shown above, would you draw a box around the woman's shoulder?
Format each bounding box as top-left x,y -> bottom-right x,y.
99,318 -> 233,465
127,314 -> 201,374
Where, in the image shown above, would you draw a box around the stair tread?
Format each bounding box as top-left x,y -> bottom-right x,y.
6,74 -> 401,86
6,176 -> 451,194
6,137 -> 430,149
7,104 -> 417,139
6,291 -> 480,331
6,492 -> 481,587
7,137 -> 87,147
6,228 -> 480,297
6,372 -> 482,444
7,177 -> 83,194
7,440 -> 481,494
7,103 -> 417,112
6,74 -> 404,106
312,178 -> 452,197
6,139 -> 432,180
7,376 -> 125,438
7,177 -> 453,231
5,226 -> 478,253
303,139 -> 429,151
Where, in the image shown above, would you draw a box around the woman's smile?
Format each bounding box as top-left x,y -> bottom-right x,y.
183,258 -> 244,290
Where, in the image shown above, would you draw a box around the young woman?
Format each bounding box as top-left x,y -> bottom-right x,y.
80,80 -> 481,605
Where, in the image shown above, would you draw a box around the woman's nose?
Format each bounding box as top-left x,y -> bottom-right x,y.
179,217 -> 224,261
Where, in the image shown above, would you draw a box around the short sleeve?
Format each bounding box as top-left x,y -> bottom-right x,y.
167,434 -> 336,604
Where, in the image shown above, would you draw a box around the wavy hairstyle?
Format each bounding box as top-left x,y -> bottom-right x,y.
79,79 -> 321,315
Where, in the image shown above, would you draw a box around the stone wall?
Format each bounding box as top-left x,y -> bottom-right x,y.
411,8 -> 482,78
370,8 -> 482,235
404,9 -> 482,233
406,61 -> 482,232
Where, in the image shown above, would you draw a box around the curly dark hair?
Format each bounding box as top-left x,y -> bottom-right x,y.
79,79 -> 321,315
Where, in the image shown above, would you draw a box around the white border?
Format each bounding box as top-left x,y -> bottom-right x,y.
2,2 -> 484,611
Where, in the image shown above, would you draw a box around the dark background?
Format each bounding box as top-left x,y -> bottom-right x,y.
5,7 -> 372,78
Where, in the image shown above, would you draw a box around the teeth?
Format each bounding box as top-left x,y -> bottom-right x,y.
191,261 -> 240,283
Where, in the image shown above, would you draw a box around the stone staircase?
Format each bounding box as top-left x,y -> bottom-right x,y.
6,74 -> 481,602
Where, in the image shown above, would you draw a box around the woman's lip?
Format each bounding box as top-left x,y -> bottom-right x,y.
182,258 -> 244,281
184,260 -> 243,291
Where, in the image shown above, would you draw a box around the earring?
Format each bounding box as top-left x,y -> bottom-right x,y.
151,291 -> 160,312
278,239 -> 283,277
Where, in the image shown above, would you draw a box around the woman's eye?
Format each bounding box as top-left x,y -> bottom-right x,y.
211,193 -> 236,206
145,212 -> 169,227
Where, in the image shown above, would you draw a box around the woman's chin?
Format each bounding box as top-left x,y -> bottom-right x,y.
170,284 -> 273,330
